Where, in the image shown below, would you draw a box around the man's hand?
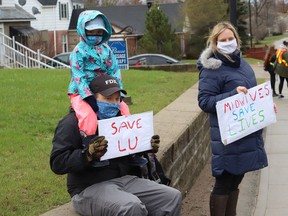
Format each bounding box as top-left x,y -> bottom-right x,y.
151,135 -> 160,153
87,136 -> 108,162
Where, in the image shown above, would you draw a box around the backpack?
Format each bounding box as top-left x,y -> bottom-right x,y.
137,153 -> 171,186
264,54 -> 277,72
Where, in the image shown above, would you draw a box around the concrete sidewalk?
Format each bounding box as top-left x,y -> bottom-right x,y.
252,67 -> 288,216
244,64 -> 288,216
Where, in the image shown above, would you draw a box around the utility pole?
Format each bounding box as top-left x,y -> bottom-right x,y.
248,0 -> 253,48
229,0 -> 237,28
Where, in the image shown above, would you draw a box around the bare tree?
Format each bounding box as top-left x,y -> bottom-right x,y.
183,0 -> 228,57
250,0 -> 277,41
277,0 -> 288,13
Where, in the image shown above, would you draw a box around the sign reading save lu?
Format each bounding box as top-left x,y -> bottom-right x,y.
98,111 -> 154,160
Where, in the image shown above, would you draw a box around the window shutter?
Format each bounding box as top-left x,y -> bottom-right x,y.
67,3 -> 69,19
59,2 -> 61,20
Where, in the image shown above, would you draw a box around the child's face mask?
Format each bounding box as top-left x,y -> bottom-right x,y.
87,35 -> 103,45
217,38 -> 237,54
97,101 -> 120,120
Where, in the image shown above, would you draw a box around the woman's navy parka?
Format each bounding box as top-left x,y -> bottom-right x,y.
197,48 -> 268,177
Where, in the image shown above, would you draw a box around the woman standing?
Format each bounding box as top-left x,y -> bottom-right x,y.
197,21 -> 268,216
264,45 -> 278,97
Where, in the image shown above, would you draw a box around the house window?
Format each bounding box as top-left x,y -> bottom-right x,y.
59,2 -> 69,20
73,4 -> 82,10
0,0 -> 2,5
62,34 -> 68,53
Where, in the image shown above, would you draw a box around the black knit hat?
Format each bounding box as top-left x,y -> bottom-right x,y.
89,74 -> 127,96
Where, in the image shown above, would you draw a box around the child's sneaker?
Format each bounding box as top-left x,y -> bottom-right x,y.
129,155 -> 148,167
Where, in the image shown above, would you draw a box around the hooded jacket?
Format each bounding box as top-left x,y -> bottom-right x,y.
68,10 -> 122,99
274,48 -> 288,78
197,48 -> 268,177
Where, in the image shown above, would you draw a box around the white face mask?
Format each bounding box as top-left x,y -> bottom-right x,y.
217,39 -> 237,54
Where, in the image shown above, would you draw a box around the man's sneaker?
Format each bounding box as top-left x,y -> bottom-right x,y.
278,94 -> 284,99
273,92 -> 279,97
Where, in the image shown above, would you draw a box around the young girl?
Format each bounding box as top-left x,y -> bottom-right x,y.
68,10 -> 130,141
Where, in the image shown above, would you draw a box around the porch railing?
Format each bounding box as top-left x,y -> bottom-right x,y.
0,31 -> 70,69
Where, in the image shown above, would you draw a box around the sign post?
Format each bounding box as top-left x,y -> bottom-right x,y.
108,39 -> 129,70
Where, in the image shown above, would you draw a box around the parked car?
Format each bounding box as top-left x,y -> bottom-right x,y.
46,52 -> 70,68
128,53 -> 180,66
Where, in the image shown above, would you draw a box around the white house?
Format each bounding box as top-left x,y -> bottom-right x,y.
14,0 -> 83,56
0,0 -> 83,57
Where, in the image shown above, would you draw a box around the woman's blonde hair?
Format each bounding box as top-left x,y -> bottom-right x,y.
207,21 -> 241,52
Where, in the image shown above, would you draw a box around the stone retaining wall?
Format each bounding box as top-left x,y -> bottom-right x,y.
153,84 -> 211,195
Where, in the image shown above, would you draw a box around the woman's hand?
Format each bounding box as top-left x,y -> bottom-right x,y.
236,86 -> 248,94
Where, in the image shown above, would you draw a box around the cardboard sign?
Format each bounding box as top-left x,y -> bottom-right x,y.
216,81 -> 276,145
98,111 -> 154,160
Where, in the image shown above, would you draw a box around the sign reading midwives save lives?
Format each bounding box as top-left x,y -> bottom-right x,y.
98,111 -> 154,160
216,81 -> 276,145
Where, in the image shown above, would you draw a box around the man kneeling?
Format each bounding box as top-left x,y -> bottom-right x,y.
50,74 -> 182,216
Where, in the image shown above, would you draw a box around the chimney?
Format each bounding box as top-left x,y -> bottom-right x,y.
147,0 -> 153,10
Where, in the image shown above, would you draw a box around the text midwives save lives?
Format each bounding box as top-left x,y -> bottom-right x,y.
223,83 -> 271,121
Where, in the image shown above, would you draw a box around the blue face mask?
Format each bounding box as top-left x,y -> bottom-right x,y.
97,101 -> 120,120
86,35 -> 103,45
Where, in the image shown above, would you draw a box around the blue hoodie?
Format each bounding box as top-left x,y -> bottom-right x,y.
68,10 -> 122,99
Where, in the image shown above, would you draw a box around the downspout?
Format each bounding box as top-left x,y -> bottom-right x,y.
54,5 -> 57,55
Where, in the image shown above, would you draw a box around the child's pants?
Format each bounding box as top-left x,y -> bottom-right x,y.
69,94 -> 130,136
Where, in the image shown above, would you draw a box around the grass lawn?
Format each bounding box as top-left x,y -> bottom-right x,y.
0,68 -> 198,215
254,34 -> 288,47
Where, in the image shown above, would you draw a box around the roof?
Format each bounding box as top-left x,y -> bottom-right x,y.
10,26 -> 39,36
69,3 -> 184,35
0,4 -> 35,21
37,0 -> 57,6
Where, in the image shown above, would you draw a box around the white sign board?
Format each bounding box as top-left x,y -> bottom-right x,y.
216,81 -> 276,145
98,111 -> 154,160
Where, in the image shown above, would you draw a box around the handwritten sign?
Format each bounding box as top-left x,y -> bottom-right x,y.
98,111 -> 154,160
216,81 -> 276,145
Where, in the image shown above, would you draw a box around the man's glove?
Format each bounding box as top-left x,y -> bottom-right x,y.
151,135 -> 160,153
87,136 -> 108,162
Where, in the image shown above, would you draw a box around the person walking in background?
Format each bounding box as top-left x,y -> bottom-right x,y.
274,40 -> 288,98
68,10 -> 130,145
264,45 -> 278,97
197,21 -> 269,216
